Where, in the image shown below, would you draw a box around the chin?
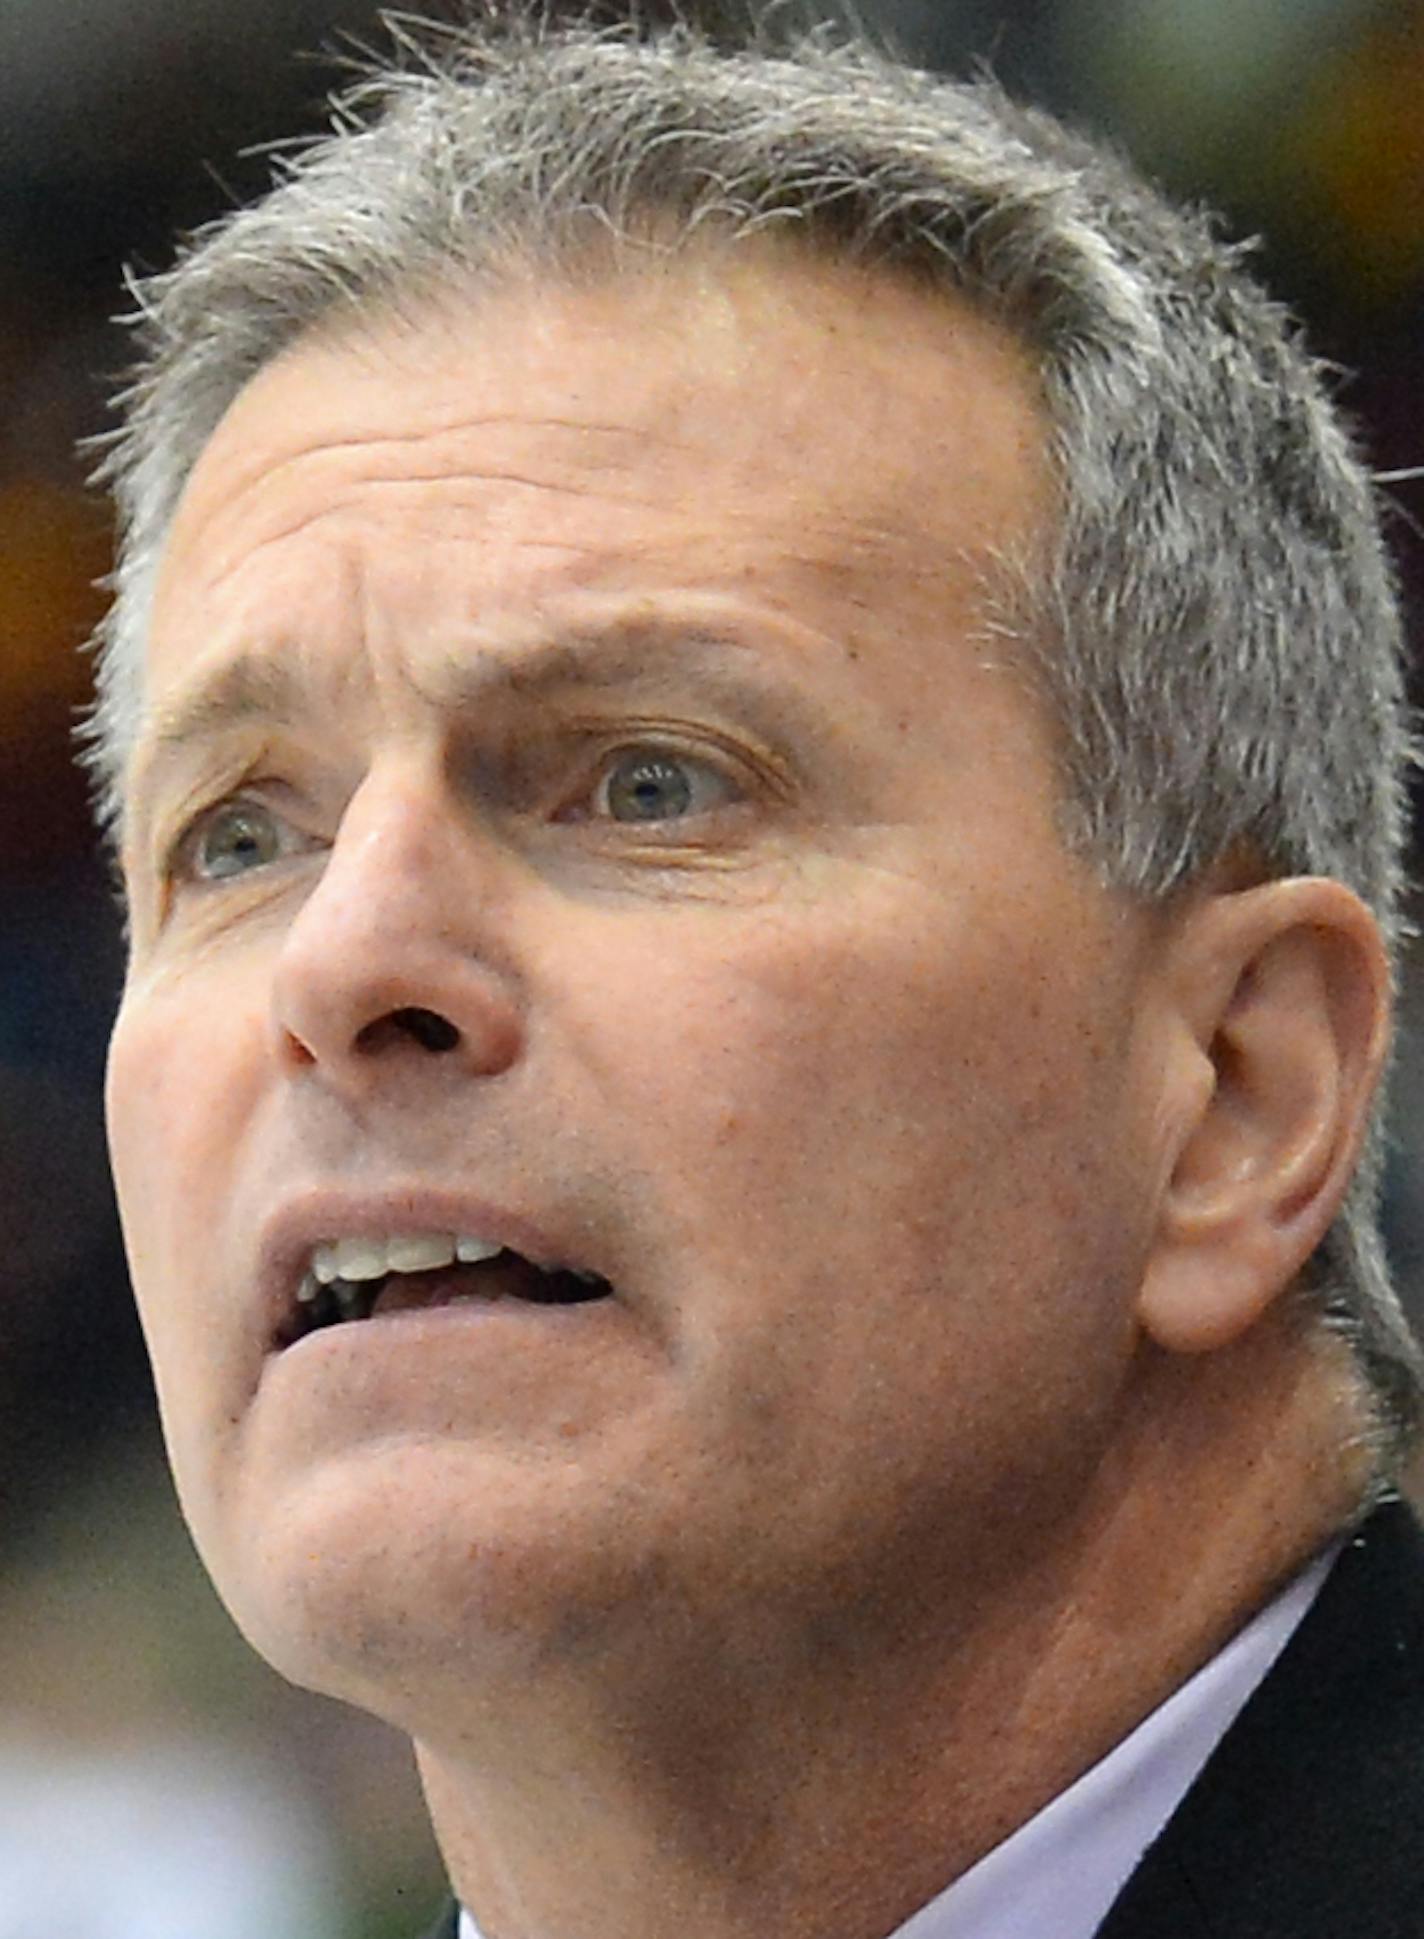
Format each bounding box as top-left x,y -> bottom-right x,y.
202,1449 -> 659,1728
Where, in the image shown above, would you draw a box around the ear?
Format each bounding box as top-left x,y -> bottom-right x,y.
1136,878 -> 1391,1356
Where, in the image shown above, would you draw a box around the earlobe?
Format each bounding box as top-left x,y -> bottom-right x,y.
1138,1249 -> 1277,1356
1135,880 -> 1390,1357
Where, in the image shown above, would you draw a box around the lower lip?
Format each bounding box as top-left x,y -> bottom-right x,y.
267,1291 -> 620,1366
252,1293 -> 647,1451
307,1285 -> 603,1329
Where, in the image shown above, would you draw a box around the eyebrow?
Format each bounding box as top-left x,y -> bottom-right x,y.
124,653 -> 309,844
420,618 -> 829,721
142,654 -> 308,755
125,612 -> 843,823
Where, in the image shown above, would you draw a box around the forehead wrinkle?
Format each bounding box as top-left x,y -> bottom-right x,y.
255,410 -> 664,461
184,404 -> 680,548
324,467 -> 681,519
185,499 -> 367,608
179,452 -> 714,609
168,384 -> 671,557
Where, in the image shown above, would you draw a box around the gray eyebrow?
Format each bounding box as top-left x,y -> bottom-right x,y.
142,655 -> 308,756
413,620 -> 851,767
124,612 -> 845,827
415,620 -> 800,710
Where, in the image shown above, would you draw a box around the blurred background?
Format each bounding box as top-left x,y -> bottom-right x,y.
0,0 -> 1420,1931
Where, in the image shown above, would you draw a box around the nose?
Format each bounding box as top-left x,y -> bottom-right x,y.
270,771 -> 524,1089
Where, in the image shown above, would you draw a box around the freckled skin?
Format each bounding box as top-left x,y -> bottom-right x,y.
106,253 -> 1226,1929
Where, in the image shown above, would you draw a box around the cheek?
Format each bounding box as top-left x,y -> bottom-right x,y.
106,983 -> 268,1386
545,893 -> 1145,1591
556,884 -> 1138,1296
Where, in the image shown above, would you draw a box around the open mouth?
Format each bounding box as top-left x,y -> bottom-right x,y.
278,1245 -> 613,1347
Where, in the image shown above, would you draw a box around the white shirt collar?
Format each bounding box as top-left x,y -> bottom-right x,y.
457,1546 -> 1334,1939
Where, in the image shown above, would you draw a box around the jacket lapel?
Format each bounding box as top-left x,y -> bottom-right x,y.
414,1900 -> 459,1939
1097,1498 -> 1424,1938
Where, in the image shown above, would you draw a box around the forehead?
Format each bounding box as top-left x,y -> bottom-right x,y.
143,250 -> 1050,741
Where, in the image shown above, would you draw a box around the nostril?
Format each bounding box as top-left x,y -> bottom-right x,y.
395,1006 -> 461,1052
356,1006 -> 462,1054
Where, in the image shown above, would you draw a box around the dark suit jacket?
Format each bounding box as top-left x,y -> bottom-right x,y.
419,1901 -> 459,1939
417,1500 -> 1424,1939
1098,1496 -> 1424,1937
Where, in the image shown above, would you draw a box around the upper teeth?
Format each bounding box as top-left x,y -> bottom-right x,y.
310,1233 -> 505,1285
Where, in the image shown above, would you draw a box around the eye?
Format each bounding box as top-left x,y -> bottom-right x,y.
592,749 -> 738,824
179,798 -> 296,882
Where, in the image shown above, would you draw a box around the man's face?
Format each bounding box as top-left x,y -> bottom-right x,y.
107,255 -> 1174,1723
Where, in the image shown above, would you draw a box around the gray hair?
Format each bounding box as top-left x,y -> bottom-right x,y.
85,13 -> 1423,1450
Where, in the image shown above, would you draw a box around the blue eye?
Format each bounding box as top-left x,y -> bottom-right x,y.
187,800 -> 286,880
596,751 -> 734,823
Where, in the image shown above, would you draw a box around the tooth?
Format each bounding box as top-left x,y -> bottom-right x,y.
386,1233 -> 456,1274
570,1268 -> 605,1285
312,1244 -> 340,1285
333,1278 -> 368,1321
296,1269 -> 321,1305
332,1236 -> 390,1282
456,1236 -> 504,1264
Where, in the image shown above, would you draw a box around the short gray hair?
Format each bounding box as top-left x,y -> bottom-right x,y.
86,13 -> 1423,1449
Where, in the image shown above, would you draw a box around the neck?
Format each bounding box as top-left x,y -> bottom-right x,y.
417,1324 -> 1370,1939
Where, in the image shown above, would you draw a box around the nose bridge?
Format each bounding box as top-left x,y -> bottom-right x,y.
271,764 -> 523,1079
313,764 -> 452,934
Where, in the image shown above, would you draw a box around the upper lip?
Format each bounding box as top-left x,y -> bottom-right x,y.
256,1187 -> 602,1347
